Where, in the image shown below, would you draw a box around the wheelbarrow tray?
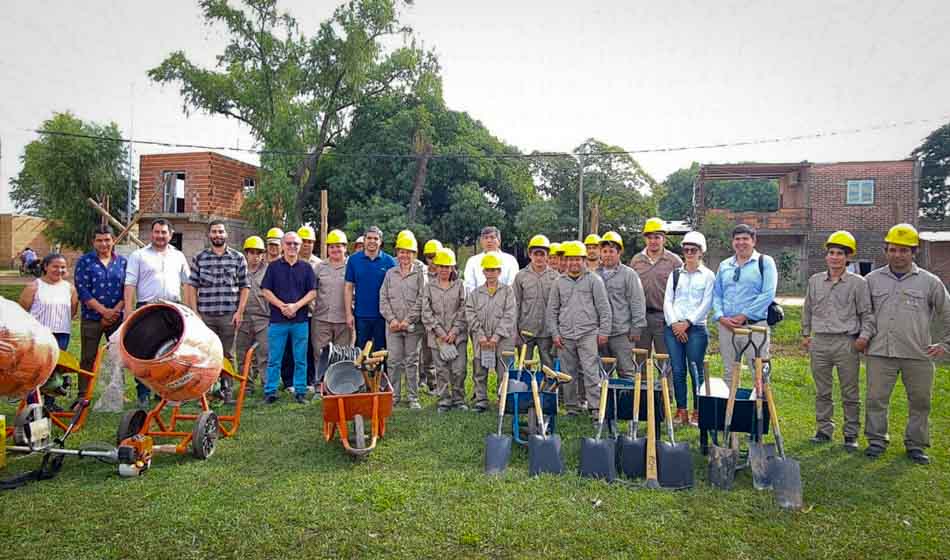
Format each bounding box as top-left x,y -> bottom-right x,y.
505,369 -> 558,445
697,388 -> 770,455
322,387 -> 394,457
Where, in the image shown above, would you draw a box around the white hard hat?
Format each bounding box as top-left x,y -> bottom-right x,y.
681,231 -> 707,253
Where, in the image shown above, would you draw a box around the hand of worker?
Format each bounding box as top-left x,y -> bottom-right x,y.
281,303 -> 296,318
100,307 -> 118,323
853,337 -> 868,353
927,344 -> 946,358
732,314 -> 748,326
346,313 -> 355,330
628,334 -> 640,343
231,311 -> 243,329
597,335 -> 608,346
445,333 -> 456,344
801,336 -> 811,350
489,335 -> 499,348
553,336 -> 564,349
478,336 -> 490,348
389,319 -> 401,332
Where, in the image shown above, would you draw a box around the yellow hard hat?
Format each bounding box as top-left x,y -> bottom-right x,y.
642,218 -> 666,235
583,233 -> 601,246
395,235 -> 418,252
397,229 -> 416,241
528,234 -> 551,251
562,240 -> 587,258
266,227 -> 284,242
883,223 -> 919,248
297,225 -> 316,241
549,242 -> 562,255
824,230 -> 857,254
481,252 -> 503,269
432,247 -> 457,267
243,236 -> 265,251
423,239 -> 443,256
326,229 -> 348,246
600,230 -> 624,250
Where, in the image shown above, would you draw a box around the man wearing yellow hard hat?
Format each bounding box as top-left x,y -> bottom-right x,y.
298,225 -> 322,267
583,233 -> 602,270
547,240 -> 612,417
311,230 -> 352,381
236,235 -> 270,395
513,234 -> 560,370
597,231 -> 646,384
265,227 -> 284,263
548,242 -> 562,272
630,217 -> 682,356
801,230 -> 873,450
864,223 -> 950,465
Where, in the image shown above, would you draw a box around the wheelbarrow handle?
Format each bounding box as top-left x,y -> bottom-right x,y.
748,325 -> 769,334
600,357 -> 617,365
733,328 -> 751,336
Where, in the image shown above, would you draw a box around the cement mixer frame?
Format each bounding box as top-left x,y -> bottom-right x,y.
116,343 -> 256,462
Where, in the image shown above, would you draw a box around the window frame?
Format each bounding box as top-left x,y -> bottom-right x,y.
846,179 -> 874,206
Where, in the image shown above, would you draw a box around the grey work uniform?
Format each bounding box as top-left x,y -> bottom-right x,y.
630,249 -> 682,356
598,263 -> 646,379
465,283 -> 517,408
513,265 -> 560,370
865,264 -> 950,452
418,268 -> 439,392
235,263 -> 270,387
802,270 -> 875,439
379,263 -> 426,404
422,278 -> 468,408
547,271 -> 612,413
311,259 -> 352,352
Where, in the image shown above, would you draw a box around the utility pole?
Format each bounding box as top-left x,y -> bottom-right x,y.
576,154 -> 584,241
127,82 -> 135,223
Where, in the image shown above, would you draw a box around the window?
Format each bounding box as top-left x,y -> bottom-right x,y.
243,177 -> 256,196
163,171 -> 186,213
846,179 -> 874,205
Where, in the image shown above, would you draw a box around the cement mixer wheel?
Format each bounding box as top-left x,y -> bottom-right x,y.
191,411 -> 219,460
117,410 -> 147,445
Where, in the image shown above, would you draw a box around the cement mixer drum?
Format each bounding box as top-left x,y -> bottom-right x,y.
118,302 -> 223,402
0,296 -> 60,398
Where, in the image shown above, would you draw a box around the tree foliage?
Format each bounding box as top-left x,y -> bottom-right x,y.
148,0 -> 438,225
658,162 -> 699,222
912,121 -> 950,220
11,112 -> 134,249
705,179 -> 779,212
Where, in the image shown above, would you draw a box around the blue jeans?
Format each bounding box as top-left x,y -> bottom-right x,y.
355,317 -> 387,351
53,333 -> 70,351
663,325 -> 708,410
265,321 -> 309,396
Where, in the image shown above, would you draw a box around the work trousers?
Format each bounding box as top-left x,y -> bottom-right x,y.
79,319 -> 119,395
718,321 -> 771,384
312,319 -> 352,385
635,311 -> 668,356
472,340 -> 514,408
526,336 -> 555,371
433,340 -> 468,407
419,340 -> 437,391
386,327 -> 422,404
265,321 -> 309,397
235,315 -> 269,387
200,313 -> 236,361
602,334 -> 637,380
810,334 -> 861,439
865,355 -> 934,451
559,334 -> 601,414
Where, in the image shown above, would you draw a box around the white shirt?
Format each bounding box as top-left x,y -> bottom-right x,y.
663,263 -> 715,327
125,244 -> 191,304
30,278 -> 73,334
462,251 -> 520,293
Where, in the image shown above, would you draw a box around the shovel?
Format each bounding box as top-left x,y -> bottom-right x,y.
528,347 -> 563,476
484,365 -> 512,474
708,327 -> 750,490
765,382 -> 804,510
579,357 -> 617,481
748,327 -> 776,490
656,355 -> 694,489
644,357 -> 661,489
618,348 -> 649,478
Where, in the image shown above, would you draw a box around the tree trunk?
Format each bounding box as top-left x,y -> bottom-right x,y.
408,132 -> 432,223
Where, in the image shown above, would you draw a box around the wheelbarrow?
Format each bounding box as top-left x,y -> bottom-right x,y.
321,342 -> 393,457
501,356 -> 559,446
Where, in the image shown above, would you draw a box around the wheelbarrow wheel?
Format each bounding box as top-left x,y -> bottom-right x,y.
117,409 -> 147,444
352,414 -> 366,450
192,410 -> 220,459
527,409 -> 552,437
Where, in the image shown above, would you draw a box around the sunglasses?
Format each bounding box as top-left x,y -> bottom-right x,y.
284,241 -> 301,246
683,247 -> 700,254
733,267 -> 742,283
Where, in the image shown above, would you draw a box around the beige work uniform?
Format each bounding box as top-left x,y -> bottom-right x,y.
235,263 -> 270,387
513,265 -> 560,370
631,249 -> 682,356
802,271 -> 875,439
380,263 -> 426,403
865,264 -> 950,451
547,271 -> 612,413
598,264 -> 647,379
418,269 -> 439,392
465,283 -> 517,408
422,278 -> 468,407
311,259 -> 352,355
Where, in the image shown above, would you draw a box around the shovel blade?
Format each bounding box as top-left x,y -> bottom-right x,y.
707,445 -> 738,490
657,441 -> 695,490
770,457 -> 804,510
749,442 -> 776,490
484,434 -> 512,475
528,434 -> 563,476
617,436 -> 646,479
579,437 -> 616,481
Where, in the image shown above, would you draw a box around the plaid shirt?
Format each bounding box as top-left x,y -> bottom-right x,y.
188,246 -> 249,315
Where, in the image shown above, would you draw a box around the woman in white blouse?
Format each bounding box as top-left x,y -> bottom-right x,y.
662,232 -> 715,426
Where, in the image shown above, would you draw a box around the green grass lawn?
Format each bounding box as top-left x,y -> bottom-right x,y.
2,289 -> 949,559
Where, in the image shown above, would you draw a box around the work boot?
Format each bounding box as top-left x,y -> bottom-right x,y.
409,400 -> 422,410
843,437 -> 858,451
865,445 -> 885,459
689,410 -> 699,427
455,403 -> 469,411
674,408 -> 688,426
294,393 -> 307,405
264,394 -> 278,404
907,449 -> 930,465
810,432 -> 832,444
437,405 -> 451,414
473,404 -> 488,413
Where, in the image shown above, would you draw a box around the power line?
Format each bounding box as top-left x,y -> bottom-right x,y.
20,112 -> 950,160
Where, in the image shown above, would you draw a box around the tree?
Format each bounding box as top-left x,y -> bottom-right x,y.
912,121 -> 950,220
705,179 -> 779,212
11,112 -> 134,249
343,194 -> 433,245
658,162 -> 699,222
148,0 -> 438,225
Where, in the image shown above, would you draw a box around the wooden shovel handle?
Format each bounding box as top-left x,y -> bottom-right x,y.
601,357 -> 617,365
764,383 -> 785,458
355,340 -> 373,366
370,350 -> 388,359
645,359 -> 659,482
632,348 -> 649,356
653,353 -> 670,361
733,327 -> 751,336
723,362 -> 742,438
597,376 -> 610,425
529,371 -> 545,435
501,351 -> 516,358
748,325 -> 769,334
496,368 -> 509,419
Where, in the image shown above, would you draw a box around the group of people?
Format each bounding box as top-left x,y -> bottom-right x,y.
13,215 -> 949,466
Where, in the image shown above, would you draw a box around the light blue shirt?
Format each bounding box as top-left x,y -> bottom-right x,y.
712,251 -> 777,322
663,264 -> 715,326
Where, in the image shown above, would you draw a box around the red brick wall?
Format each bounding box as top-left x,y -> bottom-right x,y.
138,152 -> 257,220
808,160 -> 917,231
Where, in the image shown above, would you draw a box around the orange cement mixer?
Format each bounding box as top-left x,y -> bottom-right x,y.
118,302 -> 223,402
0,296 -> 59,399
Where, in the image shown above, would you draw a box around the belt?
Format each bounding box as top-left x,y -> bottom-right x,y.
646,307 -> 663,314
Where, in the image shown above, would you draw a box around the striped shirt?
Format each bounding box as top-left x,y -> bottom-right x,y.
30,278 -> 73,334
188,246 -> 249,315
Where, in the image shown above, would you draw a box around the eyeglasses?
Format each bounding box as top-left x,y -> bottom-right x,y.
284,241 -> 301,247
682,247 -> 700,254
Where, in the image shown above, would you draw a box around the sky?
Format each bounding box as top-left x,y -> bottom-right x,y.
2,0 -> 949,213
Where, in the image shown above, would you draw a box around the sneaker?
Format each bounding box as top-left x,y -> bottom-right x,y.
689,410 -> 699,427
286,387 -> 296,394
673,408 -> 688,426
307,385 -> 316,394
473,404 -> 488,413
264,394 -> 278,404
437,405 -> 451,414
294,394 -> 307,405
409,400 -> 422,410
865,445 -> 885,459
907,449 -> 930,465
810,432 -> 832,444
844,437 -> 858,451
455,404 -> 469,411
